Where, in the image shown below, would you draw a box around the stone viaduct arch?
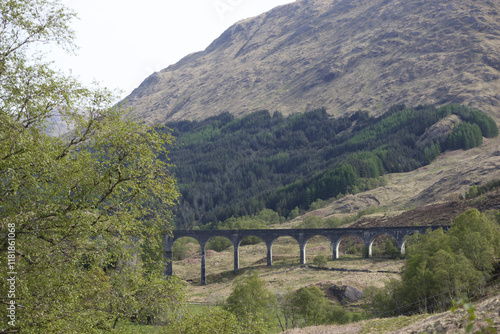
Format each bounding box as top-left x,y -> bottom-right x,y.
164,226 -> 449,285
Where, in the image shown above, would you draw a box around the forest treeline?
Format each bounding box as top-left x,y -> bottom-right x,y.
163,104 -> 498,229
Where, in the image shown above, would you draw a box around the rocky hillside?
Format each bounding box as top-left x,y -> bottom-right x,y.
124,0 -> 500,124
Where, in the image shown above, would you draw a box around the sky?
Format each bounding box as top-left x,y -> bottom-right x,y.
52,0 -> 295,99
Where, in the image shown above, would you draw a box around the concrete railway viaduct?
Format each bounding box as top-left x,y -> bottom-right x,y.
165,226 -> 449,285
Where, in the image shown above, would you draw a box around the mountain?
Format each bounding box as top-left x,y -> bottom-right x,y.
123,0 -> 500,124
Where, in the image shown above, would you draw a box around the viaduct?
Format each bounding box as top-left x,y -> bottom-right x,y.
165,226 -> 449,285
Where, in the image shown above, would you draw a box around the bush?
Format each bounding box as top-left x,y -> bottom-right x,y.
288,207 -> 301,220
206,237 -> 232,252
326,305 -> 352,324
325,217 -> 343,228
309,199 -> 326,210
313,255 -> 327,268
384,239 -> 401,258
298,215 -> 323,228
465,185 -> 479,199
172,237 -> 198,260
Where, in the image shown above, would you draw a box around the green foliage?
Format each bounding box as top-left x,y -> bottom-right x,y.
326,305 -> 357,324
448,209 -> 500,273
346,151 -> 385,179
172,237 -> 197,261
313,255 -> 328,268
423,140 -> 441,165
445,105 -> 499,150
365,209 -> 500,317
365,279 -> 404,318
466,185 -> 480,199
383,239 -> 401,259
167,104 -> 487,228
464,179 -> 500,200
298,216 -> 323,229
448,122 -> 483,150
224,273 -> 276,331
166,307 -> 266,334
220,276 -> 364,332
257,208 -> 281,224
306,164 -> 359,203
206,236 -> 233,252
370,237 -> 400,258
403,247 -> 481,313
450,105 -> 499,138
276,286 -> 357,329
0,1 -> 185,331
178,123 -> 221,146
292,286 -> 329,326
288,207 -> 301,220
345,239 -> 362,256
325,216 -> 345,228
296,215 -> 348,229
219,208 -> 281,230
309,198 -> 326,210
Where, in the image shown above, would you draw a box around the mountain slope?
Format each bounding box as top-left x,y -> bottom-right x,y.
124,0 -> 500,124
163,105 -> 498,228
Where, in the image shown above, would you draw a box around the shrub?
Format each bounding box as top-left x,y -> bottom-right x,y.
206,237 -> 232,252
298,215 -> 323,228
313,255 -> 327,268
172,237 -> 198,260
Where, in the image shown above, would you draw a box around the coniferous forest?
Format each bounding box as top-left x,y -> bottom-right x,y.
162,104 -> 498,229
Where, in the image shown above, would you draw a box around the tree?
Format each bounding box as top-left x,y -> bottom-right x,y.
383,239 -> 401,258
225,273 -> 276,330
276,288 -> 299,331
448,209 -> 500,273
277,286 -> 331,330
292,286 -> 329,326
366,210 -> 500,317
0,0 -> 185,332
448,122 -> 483,150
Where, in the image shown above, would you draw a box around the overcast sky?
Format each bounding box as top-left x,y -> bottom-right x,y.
52,0 -> 295,98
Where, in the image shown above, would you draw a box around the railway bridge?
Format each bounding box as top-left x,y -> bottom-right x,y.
165,226 -> 449,285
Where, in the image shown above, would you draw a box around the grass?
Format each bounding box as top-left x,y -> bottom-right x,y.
358,314 -> 430,334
